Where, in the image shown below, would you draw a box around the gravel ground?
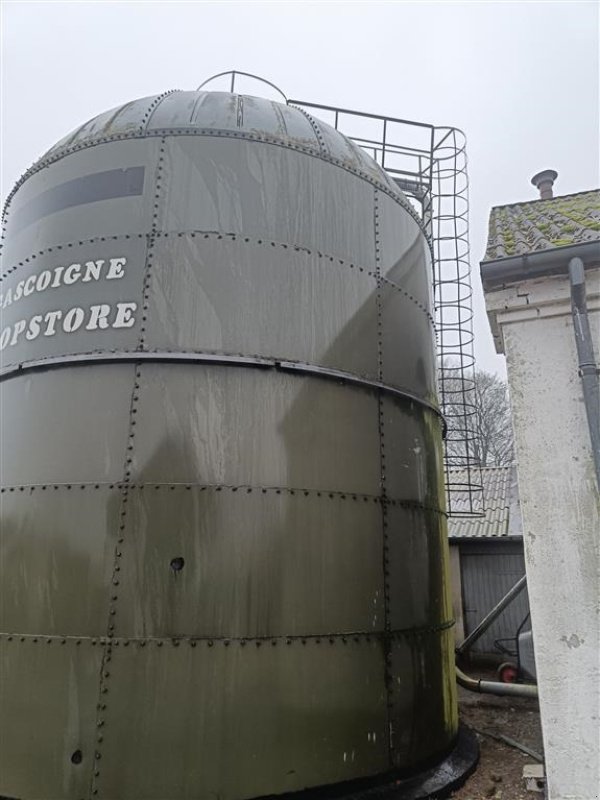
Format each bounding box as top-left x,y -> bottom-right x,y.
450,672 -> 544,800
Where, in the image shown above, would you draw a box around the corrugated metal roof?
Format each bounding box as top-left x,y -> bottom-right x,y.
484,190 -> 600,261
447,466 -> 522,539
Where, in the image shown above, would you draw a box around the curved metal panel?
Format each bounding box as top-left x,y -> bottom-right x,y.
379,279 -> 438,401
144,233 -> 379,381
311,113 -> 386,180
2,139 -> 160,260
389,628 -> 458,770
239,94 -> 321,146
96,639 -> 389,800
381,399 -> 446,506
386,506 -> 453,631
9,167 -> 145,235
145,90 -> 209,131
0,638 -> 102,799
157,136 -> 377,265
42,95 -> 160,159
0,366 -> 135,485
128,365 -> 382,494
114,487 -> 384,638
377,192 -> 434,308
0,487 -> 120,636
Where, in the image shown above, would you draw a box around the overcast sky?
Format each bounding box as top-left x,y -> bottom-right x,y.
2,0 -> 598,375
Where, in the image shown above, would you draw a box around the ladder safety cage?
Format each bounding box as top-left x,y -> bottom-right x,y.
289,101 -> 484,518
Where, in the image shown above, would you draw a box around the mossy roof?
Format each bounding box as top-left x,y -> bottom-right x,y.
484,189 -> 600,261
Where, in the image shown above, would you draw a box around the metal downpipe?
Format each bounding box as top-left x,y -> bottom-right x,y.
568,257 -> 600,489
456,575 -> 527,657
456,666 -> 538,698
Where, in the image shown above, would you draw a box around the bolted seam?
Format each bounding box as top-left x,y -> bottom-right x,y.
1,129 -> 426,243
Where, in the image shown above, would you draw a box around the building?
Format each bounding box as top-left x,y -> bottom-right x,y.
480,173 -> 600,800
447,465 -> 529,656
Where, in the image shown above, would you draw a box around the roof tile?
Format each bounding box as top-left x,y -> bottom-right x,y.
447,466 -> 521,539
484,190 -> 600,261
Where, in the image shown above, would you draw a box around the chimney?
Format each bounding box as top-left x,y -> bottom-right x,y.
531,169 -> 558,200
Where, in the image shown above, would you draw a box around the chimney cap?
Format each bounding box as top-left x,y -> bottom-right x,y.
531,169 -> 558,190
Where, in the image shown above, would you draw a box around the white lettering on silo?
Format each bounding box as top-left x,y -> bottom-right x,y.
113,302 -> 137,328
36,270 -> 52,292
0,256 -> 139,354
86,304 -> 111,330
51,266 -> 65,288
0,327 -> 11,350
82,260 -> 105,283
23,276 -> 36,296
43,310 -> 63,336
106,258 -> 126,280
26,315 -> 43,341
63,263 -> 82,285
63,307 -> 85,333
10,319 -> 26,346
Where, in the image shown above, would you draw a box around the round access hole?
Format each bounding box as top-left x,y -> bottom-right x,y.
71,749 -> 83,765
170,556 -> 185,572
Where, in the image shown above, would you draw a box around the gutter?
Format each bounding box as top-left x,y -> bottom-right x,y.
481,240 -> 600,291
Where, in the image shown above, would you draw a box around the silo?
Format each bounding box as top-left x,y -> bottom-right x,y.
0,90 -> 470,799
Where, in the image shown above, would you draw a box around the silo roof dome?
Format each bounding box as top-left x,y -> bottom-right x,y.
38,90 -> 410,209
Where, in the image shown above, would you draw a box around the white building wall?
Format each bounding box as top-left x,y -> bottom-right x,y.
485,268 -> 600,800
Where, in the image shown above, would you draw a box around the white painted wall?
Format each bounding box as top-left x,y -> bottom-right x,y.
485,267 -> 600,800
448,545 -> 465,645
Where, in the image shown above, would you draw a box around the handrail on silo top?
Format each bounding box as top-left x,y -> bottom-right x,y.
197,71 -> 289,104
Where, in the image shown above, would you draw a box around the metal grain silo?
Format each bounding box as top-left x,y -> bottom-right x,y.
0,88 -> 468,800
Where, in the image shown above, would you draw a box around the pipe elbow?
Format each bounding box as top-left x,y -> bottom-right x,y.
456,666 -> 538,699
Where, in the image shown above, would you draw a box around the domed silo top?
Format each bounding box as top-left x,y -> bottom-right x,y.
6,90 -> 418,227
